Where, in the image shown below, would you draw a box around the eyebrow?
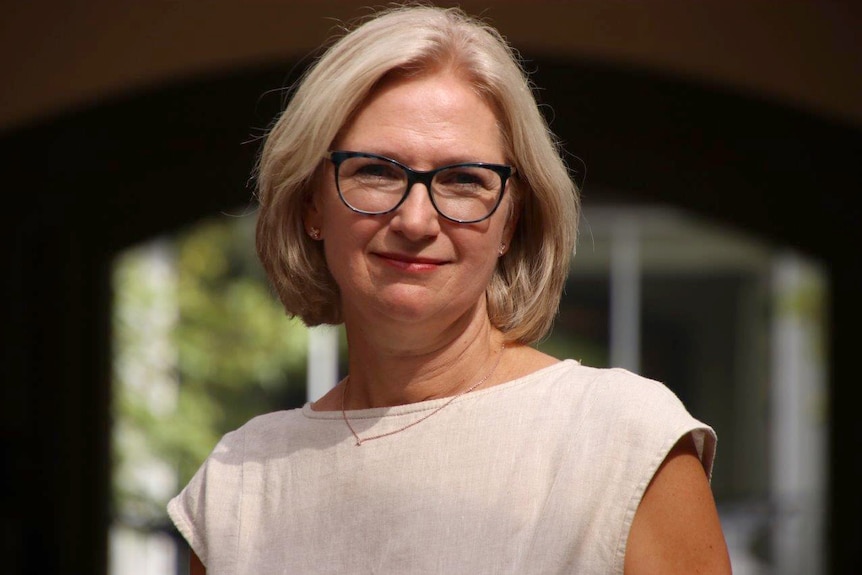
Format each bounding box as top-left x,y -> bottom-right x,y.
339,149 -> 505,168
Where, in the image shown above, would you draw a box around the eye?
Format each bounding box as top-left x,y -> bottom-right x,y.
349,159 -> 402,182
438,168 -> 484,186
435,167 -> 497,196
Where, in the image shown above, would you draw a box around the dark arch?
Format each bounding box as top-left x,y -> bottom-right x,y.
1,57 -> 859,574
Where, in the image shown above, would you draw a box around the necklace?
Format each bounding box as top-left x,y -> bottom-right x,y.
341,345 -> 506,446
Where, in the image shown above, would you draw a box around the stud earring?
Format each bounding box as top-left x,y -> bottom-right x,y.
309,227 -> 321,240
498,243 -> 506,256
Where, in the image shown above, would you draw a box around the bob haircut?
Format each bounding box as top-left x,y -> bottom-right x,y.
255,3 -> 579,344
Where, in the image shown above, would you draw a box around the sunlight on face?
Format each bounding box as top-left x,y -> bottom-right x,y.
306,69 -> 517,343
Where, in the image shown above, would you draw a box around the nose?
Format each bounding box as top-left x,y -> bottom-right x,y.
389,182 -> 441,240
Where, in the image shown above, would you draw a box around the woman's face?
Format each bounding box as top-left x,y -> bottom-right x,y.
306,69 -> 517,333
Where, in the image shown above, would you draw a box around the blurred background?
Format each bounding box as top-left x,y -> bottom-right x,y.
1,1 -> 860,574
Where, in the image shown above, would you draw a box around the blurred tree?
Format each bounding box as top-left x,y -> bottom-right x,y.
112,215 -> 309,527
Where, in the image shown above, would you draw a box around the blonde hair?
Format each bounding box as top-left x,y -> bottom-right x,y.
255,4 -> 579,344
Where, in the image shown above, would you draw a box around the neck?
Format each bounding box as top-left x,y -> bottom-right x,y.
341,310 -> 506,409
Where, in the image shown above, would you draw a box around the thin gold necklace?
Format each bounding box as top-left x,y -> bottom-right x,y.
341,345 -> 505,446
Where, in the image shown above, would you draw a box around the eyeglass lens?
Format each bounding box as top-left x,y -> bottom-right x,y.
336,155 -> 504,222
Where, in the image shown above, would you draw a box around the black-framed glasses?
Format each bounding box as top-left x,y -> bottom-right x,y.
326,150 -> 516,224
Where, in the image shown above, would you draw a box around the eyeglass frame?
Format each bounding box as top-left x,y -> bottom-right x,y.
325,150 -> 517,224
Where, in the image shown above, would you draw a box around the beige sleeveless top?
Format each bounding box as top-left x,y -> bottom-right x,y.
168,360 -> 716,574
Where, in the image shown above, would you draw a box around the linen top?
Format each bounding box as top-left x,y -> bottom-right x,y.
168,360 -> 716,574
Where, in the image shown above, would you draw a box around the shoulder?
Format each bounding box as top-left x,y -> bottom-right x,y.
499,359 -> 692,424
576,366 -> 693,423
166,408 -> 307,565
530,360 -> 689,416
536,362 -> 717,476
552,363 -> 695,420
214,408 -> 315,460
232,408 -> 305,442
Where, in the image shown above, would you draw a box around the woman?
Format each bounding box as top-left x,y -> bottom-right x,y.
169,5 -> 731,574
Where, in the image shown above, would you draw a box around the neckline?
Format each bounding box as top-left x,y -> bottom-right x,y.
302,359 -> 576,420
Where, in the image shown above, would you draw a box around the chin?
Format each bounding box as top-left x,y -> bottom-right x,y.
366,290 -> 443,321
379,296 -> 441,322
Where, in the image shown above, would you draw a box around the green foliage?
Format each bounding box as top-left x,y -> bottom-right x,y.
112,215 -> 310,525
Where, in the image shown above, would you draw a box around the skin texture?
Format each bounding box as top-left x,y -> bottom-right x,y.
190,551 -> 205,575
305,68 -> 535,411
624,435 -> 732,574
189,68 -> 732,574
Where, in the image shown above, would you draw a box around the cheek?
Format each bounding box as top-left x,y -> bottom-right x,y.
320,237 -> 357,295
321,218 -> 379,277
457,231 -> 504,274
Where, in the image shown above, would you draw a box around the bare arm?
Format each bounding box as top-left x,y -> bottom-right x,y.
624,434 -> 732,575
190,549 -> 206,575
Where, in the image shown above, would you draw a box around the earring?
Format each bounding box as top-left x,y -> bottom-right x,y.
498,243 -> 506,256
309,227 -> 321,240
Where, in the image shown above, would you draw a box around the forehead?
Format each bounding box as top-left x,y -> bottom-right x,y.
335,69 -> 506,166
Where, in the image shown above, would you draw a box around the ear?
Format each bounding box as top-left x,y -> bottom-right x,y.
303,185 -> 324,239
500,194 -> 520,253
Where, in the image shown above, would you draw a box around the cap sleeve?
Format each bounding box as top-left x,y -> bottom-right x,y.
167,427 -> 246,568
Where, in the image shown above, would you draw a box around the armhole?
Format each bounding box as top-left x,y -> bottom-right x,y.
614,425 -> 716,573
190,548 -> 206,575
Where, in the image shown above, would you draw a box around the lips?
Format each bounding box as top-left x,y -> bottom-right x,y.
373,251 -> 448,271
